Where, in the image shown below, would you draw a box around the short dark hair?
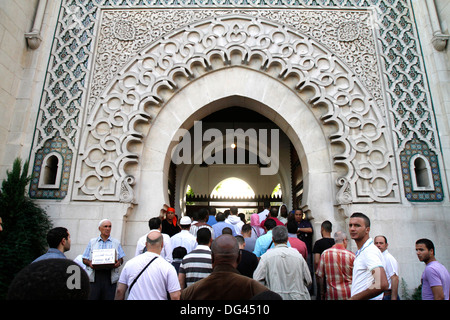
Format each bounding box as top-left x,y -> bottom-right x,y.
264,218 -> 277,231
197,208 -> 209,221
235,235 -> 245,246
416,238 -> 435,255
230,206 -> 238,215
197,227 -> 212,245
350,212 -> 371,227
321,220 -> 332,233
47,227 -> 69,248
272,226 -> 288,244
286,220 -> 298,234
149,217 -> 162,230
172,246 -> 187,259
215,212 -> 225,222
241,223 -> 251,234
222,227 -> 232,235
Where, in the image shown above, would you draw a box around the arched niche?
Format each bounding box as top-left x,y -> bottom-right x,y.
134,68 -> 333,223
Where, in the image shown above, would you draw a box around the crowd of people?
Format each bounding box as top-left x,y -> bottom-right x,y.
4,204 -> 450,300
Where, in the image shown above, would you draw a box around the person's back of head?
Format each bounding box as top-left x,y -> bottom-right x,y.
334,230 -> 348,244
216,212 -> 225,222
269,207 -> 278,217
7,259 -> 90,300
286,220 -> 298,234
211,234 -> 240,267
197,227 -> 212,246
47,227 -> 69,249
321,220 -> 332,233
172,246 -> 187,260
222,227 -> 232,235
149,217 -> 162,230
230,206 -> 238,215
241,223 -> 251,235
235,235 -> 245,247
272,226 -> 288,244
198,207 -> 209,222
264,218 -> 277,231
146,231 -> 163,252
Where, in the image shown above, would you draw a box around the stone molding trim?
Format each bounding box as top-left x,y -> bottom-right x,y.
73,10 -> 400,204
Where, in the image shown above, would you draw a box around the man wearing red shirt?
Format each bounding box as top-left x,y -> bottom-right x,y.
260,207 -> 285,228
287,220 -> 308,259
316,231 -> 355,300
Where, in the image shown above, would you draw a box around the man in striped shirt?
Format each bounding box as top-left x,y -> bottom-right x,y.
178,228 -> 213,288
316,231 -> 355,300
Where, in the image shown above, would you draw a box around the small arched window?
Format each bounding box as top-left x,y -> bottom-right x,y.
38,152 -> 63,189
411,155 -> 434,191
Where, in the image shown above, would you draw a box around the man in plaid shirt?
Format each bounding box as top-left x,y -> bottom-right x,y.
316,231 -> 355,300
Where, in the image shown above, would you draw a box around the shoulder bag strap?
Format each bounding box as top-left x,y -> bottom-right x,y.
267,240 -> 273,251
128,256 -> 158,293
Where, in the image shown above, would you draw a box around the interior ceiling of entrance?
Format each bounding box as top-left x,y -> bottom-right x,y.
201,106 -> 271,123
196,106 -> 280,166
178,106 -> 304,208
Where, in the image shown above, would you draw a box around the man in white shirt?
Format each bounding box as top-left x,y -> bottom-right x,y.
170,216 -> 197,254
135,217 -> 173,262
115,231 -> 181,300
258,202 -> 270,223
374,235 -> 400,300
225,206 -> 244,235
348,212 -> 388,300
253,226 -> 311,300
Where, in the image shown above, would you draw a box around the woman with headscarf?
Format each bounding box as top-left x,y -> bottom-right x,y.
250,213 -> 265,239
277,203 -> 288,225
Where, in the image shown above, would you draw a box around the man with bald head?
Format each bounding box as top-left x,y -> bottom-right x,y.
115,231 -> 181,300
181,234 -> 269,300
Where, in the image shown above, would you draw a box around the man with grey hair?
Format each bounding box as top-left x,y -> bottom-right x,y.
316,231 -> 355,300
115,231 -> 181,300
253,226 -> 311,300
82,219 -> 125,300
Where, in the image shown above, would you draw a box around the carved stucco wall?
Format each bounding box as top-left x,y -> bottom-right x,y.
29,1 -> 445,206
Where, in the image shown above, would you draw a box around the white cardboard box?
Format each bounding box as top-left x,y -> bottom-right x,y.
92,249 -> 117,268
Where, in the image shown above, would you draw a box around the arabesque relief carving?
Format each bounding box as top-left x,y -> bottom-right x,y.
73,10 -> 400,204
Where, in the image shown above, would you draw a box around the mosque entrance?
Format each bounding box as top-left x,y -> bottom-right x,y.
170,106 -> 304,219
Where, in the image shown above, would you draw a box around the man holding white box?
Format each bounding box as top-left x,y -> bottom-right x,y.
82,219 -> 125,300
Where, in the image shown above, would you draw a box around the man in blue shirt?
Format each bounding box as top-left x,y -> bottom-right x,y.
254,219 -> 284,258
32,227 -> 71,263
82,219 -> 125,300
212,212 -> 236,238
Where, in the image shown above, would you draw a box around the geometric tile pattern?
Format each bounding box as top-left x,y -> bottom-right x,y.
400,135 -> 444,201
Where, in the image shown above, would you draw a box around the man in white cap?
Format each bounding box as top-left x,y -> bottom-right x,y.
170,216 -> 197,254
82,219 -> 125,300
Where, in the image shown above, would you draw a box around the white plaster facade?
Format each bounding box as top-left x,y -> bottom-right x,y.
0,0 -> 449,296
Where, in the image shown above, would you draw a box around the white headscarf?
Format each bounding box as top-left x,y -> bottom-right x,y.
277,204 -> 288,224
